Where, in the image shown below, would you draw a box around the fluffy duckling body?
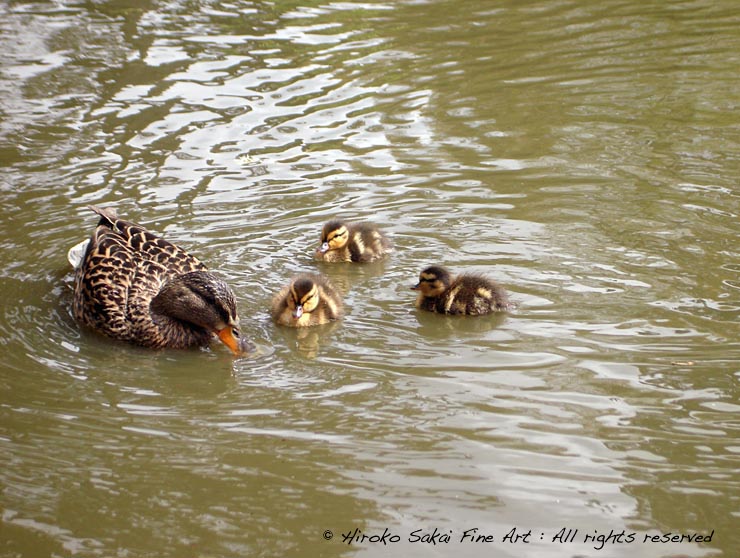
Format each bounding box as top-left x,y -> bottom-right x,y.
72,206 -> 252,355
412,265 -> 510,315
271,274 -> 343,327
315,220 -> 391,263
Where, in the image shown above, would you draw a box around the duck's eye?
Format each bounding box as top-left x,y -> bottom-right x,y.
232,327 -> 241,338
329,229 -> 346,241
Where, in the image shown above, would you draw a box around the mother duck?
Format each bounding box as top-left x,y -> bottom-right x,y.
72,206 -> 252,355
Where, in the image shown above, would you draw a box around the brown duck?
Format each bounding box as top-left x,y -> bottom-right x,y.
72,206 -> 252,355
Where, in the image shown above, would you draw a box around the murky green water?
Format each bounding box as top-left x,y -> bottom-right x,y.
1,0 -> 738,557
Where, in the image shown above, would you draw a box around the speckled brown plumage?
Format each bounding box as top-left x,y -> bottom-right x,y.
72,206 -> 250,354
412,265 -> 510,315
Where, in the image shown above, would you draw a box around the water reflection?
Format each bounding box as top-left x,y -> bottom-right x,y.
412,309 -> 509,338
1,0 -> 738,556
272,321 -> 340,359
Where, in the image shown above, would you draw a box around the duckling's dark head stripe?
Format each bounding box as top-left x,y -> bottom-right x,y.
329,228 -> 347,241
291,277 -> 318,304
420,266 -> 451,284
322,220 -> 346,242
300,290 -> 318,305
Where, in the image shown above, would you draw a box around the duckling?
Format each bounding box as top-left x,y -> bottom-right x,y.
271,274 -> 343,327
314,220 -> 391,262
72,205 -> 253,355
411,265 -> 510,315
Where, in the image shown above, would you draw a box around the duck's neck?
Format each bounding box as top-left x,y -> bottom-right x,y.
127,284 -> 210,349
148,311 -> 213,349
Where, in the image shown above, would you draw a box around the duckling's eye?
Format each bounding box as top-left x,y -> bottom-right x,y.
232,327 -> 241,338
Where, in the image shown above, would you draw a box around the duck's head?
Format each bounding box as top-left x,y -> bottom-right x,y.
317,220 -> 348,255
411,266 -> 452,298
151,271 -> 253,355
287,276 -> 321,320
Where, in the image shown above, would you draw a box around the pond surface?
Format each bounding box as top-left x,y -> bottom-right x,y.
1,0 -> 738,557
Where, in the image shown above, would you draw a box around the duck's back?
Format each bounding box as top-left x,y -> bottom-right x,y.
432,274 -> 509,315
348,222 -> 391,262
93,207 -> 205,275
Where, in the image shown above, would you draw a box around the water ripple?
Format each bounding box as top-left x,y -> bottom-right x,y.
1,0 -> 738,556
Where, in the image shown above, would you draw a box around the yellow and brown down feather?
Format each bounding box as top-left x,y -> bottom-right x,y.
412,265 -> 510,316
315,220 -> 391,263
271,274 -> 343,327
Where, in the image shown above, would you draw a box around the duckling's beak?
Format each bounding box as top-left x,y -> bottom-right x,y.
318,242 -> 329,254
411,282 -> 421,291
292,305 -> 304,320
217,326 -> 250,356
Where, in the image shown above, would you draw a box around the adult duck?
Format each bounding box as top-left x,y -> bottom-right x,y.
72,206 -> 252,355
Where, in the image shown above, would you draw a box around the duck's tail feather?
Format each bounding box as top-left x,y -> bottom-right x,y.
88,205 -> 118,227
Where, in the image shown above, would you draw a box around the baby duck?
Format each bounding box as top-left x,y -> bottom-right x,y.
412,265 -> 510,315
314,220 -> 391,263
271,274 -> 343,327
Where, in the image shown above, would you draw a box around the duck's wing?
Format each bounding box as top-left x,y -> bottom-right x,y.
73,226 -> 166,341
88,205 -> 207,275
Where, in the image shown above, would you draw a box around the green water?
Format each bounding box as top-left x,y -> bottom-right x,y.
1,0 -> 738,557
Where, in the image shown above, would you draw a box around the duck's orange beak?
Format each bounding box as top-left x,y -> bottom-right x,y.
217,326 -> 250,356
